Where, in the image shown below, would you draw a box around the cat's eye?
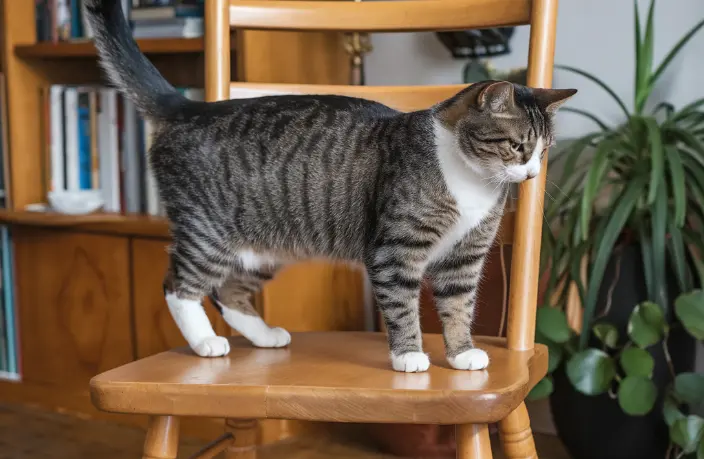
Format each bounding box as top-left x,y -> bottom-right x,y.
509,141 -> 524,153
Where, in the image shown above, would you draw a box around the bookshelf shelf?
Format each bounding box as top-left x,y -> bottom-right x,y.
0,210 -> 169,238
15,37 -> 211,59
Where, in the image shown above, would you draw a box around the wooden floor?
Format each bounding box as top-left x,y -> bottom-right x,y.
0,403 -> 570,458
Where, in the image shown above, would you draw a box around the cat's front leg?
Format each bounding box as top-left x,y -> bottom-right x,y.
367,246 -> 428,373
428,235 -> 494,371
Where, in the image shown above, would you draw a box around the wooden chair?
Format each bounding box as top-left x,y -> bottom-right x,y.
90,0 -> 559,457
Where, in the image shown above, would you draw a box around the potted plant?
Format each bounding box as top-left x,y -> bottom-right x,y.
530,1 -> 704,459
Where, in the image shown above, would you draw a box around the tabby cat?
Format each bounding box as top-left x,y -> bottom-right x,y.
86,0 -> 576,373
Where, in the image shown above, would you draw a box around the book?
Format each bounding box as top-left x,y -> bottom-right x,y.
63,87 -> 80,190
77,88 -> 93,189
130,0 -> 203,21
49,86 -> 66,192
132,17 -> 203,38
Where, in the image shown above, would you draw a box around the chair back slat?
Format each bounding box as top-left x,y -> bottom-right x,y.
228,0 -> 531,31
229,82 -> 467,112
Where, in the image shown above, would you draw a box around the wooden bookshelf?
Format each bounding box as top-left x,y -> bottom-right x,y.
15,37 -> 213,58
0,210 -> 170,238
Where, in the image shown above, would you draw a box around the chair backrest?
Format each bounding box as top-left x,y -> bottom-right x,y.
204,0 -> 560,352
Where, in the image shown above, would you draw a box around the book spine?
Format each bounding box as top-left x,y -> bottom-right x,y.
89,91 -> 100,189
77,90 -> 92,190
1,226 -> 17,375
122,98 -> 141,213
56,0 -> 71,41
99,88 -> 121,213
64,87 -> 80,190
49,86 -> 65,192
143,119 -> 160,216
70,0 -> 83,38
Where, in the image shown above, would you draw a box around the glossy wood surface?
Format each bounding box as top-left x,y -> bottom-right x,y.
225,419 -> 258,459
228,0 -> 530,31
14,229 -> 134,388
206,0 -> 231,102
499,403 -> 537,459
91,333 -> 547,424
506,0 -> 559,351
456,424 -> 493,459
143,416 -> 180,459
15,38 -> 209,58
193,433 -> 236,459
0,210 -> 170,237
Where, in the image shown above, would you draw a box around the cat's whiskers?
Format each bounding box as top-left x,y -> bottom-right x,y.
547,179 -> 569,199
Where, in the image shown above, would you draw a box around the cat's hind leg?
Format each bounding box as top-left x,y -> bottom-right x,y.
164,241 -> 233,357
210,251 -> 290,348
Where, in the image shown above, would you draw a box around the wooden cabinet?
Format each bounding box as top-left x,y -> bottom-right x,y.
14,229 -> 134,388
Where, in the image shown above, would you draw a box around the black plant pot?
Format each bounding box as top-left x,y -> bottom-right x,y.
549,243 -> 697,459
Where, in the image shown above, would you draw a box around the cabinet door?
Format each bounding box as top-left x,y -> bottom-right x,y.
131,238 -> 229,358
15,229 -> 133,388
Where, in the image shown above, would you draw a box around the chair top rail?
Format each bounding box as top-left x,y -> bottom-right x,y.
228,0 -> 531,32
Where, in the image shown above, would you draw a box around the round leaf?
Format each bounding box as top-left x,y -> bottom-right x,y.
546,341 -> 564,373
618,376 -> 657,416
593,322 -> 619,348
671,415 -> 704,454
537,307 -> 572,344
674,373 -> 704,405
675,290 -> 704,340
628,301 -> 666,348
620,347 -> 655,377
566,349 -> 616,396
664,394 -> 685,427
527,376 -> 554,401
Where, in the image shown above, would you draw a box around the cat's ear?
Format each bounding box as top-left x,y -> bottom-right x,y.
533,88 -> 578,113
477,81 -> 515,113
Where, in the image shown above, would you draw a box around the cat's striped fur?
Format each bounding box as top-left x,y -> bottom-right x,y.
86,0 -> 576,372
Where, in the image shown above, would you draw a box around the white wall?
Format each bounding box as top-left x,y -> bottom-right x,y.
364,0 -> 704,139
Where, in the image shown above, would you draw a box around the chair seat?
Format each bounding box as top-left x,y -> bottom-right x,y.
90,332 -> 547,425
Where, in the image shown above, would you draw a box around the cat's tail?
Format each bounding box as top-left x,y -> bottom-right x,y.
84,0 -> 189,120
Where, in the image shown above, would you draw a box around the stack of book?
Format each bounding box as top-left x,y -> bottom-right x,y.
43,85 -> 204,216
35,0 -> 204,41
131,0 -> 204,39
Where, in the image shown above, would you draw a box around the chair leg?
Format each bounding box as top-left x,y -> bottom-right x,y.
142,416 -> 180,459
456,424 -> 493,459
499,403 -> 538,459
224,419 -> 258,459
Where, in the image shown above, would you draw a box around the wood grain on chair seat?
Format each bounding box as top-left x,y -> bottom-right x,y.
90,332 -> 546,425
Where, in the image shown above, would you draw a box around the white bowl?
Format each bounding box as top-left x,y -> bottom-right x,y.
48,190 -> 105,215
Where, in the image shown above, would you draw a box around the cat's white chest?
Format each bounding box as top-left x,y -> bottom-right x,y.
429,121 -> 502,261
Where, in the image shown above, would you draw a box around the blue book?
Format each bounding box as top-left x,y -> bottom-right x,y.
1,226 -> 17,375
70,0 -> 84,38
77,91 -> 92,189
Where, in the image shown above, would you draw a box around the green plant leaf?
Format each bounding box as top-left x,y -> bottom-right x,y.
527,376 -> 554,401
667,224 -> 692,293
675,291 -> 704,340
620,347 -> 655,377
671,415 -> 704,454
666,146 -> 687,227
557,65 -> 630,118
650,180 -> 669,308
698,436 -> 704,459
581,175 -> 647,348
664,393 -> 685,427
579,137 -> 621,239
566,349 -> 616,396
593,323 -> 619,349
537,307 -> 572,344
547,340 -> 564,373
628,301 -> 666,348
638,227 -> 656,302
674,372 -> 704,405
635,0 -> 656,112
672,97 -> 704,122
650,18 -> 704,90
643,117 -> 665,203
634,0 -> 642,97
618,376 -> 657,416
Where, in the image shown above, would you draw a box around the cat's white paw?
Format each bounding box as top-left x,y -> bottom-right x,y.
391,352 -> 430,373
448,349 -> 489,370
251,327 -> 291,348
193,336 -> 231,357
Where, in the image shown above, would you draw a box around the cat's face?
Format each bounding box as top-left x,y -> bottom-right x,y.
438,81 -> 576,184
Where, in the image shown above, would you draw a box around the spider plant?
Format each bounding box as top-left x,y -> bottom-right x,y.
531,2 -> 704,456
